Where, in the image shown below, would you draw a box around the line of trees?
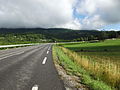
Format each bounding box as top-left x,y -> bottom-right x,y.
0,33 -> 50,45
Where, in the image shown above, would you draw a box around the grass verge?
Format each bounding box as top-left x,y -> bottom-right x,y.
53,45 -> 113,90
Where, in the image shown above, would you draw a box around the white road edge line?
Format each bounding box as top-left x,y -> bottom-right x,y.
47,51 -> 49,54
32,85 -> 39,90
42,57 -> 47,64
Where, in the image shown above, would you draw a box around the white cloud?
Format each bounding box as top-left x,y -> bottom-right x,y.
76,0 -> 120,29
56,18 -> 82,30
81,15 -> 106,29
0,0 -> 79,29
0,0 -> 120,30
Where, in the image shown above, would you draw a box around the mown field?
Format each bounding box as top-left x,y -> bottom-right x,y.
58,39 -> 120,89
61,39 -> 120,62
62,39 -> 120,51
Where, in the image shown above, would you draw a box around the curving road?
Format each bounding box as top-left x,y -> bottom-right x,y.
0,44 -> 65,90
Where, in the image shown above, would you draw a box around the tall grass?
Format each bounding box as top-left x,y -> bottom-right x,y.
60,47 -> 120,89
53,46 -> 112,90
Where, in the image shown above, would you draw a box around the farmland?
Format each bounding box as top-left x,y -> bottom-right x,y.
56,39 -> 120,89
62,39 -> 120,62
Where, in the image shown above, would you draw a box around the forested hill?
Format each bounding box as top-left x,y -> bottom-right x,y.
0,28 -> 120,44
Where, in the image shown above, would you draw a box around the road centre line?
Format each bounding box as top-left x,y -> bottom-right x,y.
42,57 -> 47,64
47,51 -> 49,54
48,46 -> 51,50
32,85 -> 39,90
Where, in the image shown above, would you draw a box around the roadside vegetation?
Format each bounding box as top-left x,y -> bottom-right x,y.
53,45 -> 113,90
56,39 -> 120,90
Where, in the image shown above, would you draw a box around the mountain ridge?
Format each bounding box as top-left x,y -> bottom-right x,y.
0,28 -> 119,42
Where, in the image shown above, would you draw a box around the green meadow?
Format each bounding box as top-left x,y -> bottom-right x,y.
61,39 -> 120,62
57,39 -> 120,89
62,39 -> 120,51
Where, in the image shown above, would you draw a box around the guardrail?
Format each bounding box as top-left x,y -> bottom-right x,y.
0,44 -> 34,48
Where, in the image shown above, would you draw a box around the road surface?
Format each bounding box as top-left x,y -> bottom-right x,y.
0,44 -> 65,90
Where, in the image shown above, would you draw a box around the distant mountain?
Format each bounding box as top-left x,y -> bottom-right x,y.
0,28 -> 96,33
0,28 -> 99,39
0,28 -> 120,42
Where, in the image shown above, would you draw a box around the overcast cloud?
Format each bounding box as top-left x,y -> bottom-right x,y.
0,0 -> 120,29
76,0 -> 120,29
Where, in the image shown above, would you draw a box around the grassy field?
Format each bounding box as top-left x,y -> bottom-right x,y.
53,46 -> 112,90
62,39 -> 120,51
60,39 -> 120,63
58,39 -> 120,89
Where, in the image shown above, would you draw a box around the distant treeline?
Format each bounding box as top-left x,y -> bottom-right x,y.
0,33 -> 48,45
0,28 -> 120,44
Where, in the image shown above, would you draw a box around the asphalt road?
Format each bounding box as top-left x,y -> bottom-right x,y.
0,44 -> 65,90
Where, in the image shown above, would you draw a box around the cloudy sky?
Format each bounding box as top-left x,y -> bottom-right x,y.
0,0 -> 120,30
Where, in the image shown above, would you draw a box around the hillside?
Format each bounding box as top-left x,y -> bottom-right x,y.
0,28 -> 120,44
